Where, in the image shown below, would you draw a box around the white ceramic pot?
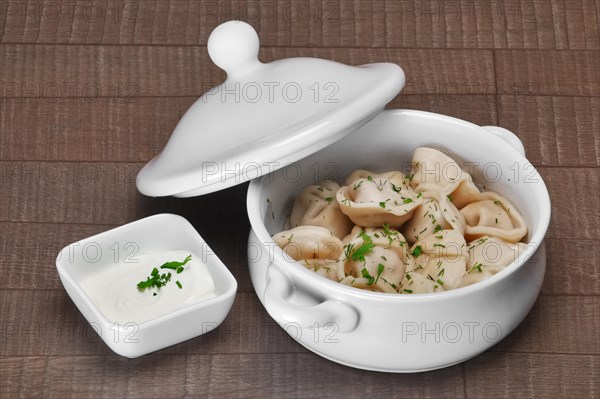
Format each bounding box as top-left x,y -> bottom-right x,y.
247,109 -> 551,372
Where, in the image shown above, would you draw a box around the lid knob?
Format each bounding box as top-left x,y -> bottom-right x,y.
207,21 -> 260,77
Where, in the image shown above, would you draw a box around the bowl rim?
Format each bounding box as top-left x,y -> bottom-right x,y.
56,213 -> 238,329
246,109 -> 552,302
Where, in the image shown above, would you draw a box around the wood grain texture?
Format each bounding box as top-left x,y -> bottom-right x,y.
0,290 -> 597,357
464,352 -> 599,399
0,291 -> 304,356
2,222 -> 598,295
2,163 -> 598,240
1,1 -> 598,49
0,95 -> 499,162
0,354 -> 466,399
495,49 -> 600,97
2,95 -> 597,167
1,0 -> 599,397
0,45 -> 496,97
0,222 -> 253,291
498,96 -> 600,167
540,167 -> 600,240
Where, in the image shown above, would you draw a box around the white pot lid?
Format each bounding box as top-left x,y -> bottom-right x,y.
137,21 -> 405,198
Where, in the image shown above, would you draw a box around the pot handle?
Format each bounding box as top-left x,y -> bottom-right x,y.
264,262 -> 359,333
481,126 -> 526,156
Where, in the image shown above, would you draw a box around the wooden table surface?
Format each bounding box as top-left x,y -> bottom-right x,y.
1,1 -> 599,397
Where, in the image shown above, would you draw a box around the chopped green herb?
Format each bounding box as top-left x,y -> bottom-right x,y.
379,201 -> 387,209
325,197 -> 333,204
391,183 -> 402,193
437,278 -> 444,285
367,175 -> 373,181
403,289 -> 413,293
411,245 -> 422,258
403,197 -> 414,204
469,262 -> 484,273
447,194 -> 453,202
494,200 -> 502,206
375,263 -> 385,283
417,192 -> 423,198
361,268 -> 375,285
353,181 -> 363,190
137,255 -> 192,292
435,235 -> 443,239
159,255 -> 192,271
176,281 -> 183,289
433,243 -> 446,248
351,232 -> 375,262
433,224 -> 443,233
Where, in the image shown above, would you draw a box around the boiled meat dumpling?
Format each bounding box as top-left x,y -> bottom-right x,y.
399,272 -> 445,294
410,147 -> 481,209
459,236 -> 527,287
272,226 -> 344,261
466,236 -> 527,274
461,192 -> 527,243
337,170 -> 422,227
409,229 -> 468,290
402,197 -> 465,243
338,225 -> 413,293
301,259 -> 342,282
458,270 -> 494,288
290,180 -> 353,239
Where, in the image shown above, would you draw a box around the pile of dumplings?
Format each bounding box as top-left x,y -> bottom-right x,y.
273,147 -> 528,294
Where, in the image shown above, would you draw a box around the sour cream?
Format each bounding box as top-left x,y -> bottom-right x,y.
81,250 -> 216,324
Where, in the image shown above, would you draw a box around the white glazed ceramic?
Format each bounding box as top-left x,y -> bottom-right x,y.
136,21 -> 404,198
247,109 -> 551,372
56,214 -> 237,358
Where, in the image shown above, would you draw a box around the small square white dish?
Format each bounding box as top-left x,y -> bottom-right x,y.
56,213 -> 237,358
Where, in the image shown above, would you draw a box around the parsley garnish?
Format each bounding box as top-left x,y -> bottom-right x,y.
433,224 -> 443,233
391,183 -> 402,193
411,245 -> 422,258
325,197 -> 333,204
361,268 -> 375,285
494,200 -> 502,206
469,262 -> 484,273
137,255 -> 192,292
375,263 -> 385,283
403,198 -> 413,204
351,232 -> 375,262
